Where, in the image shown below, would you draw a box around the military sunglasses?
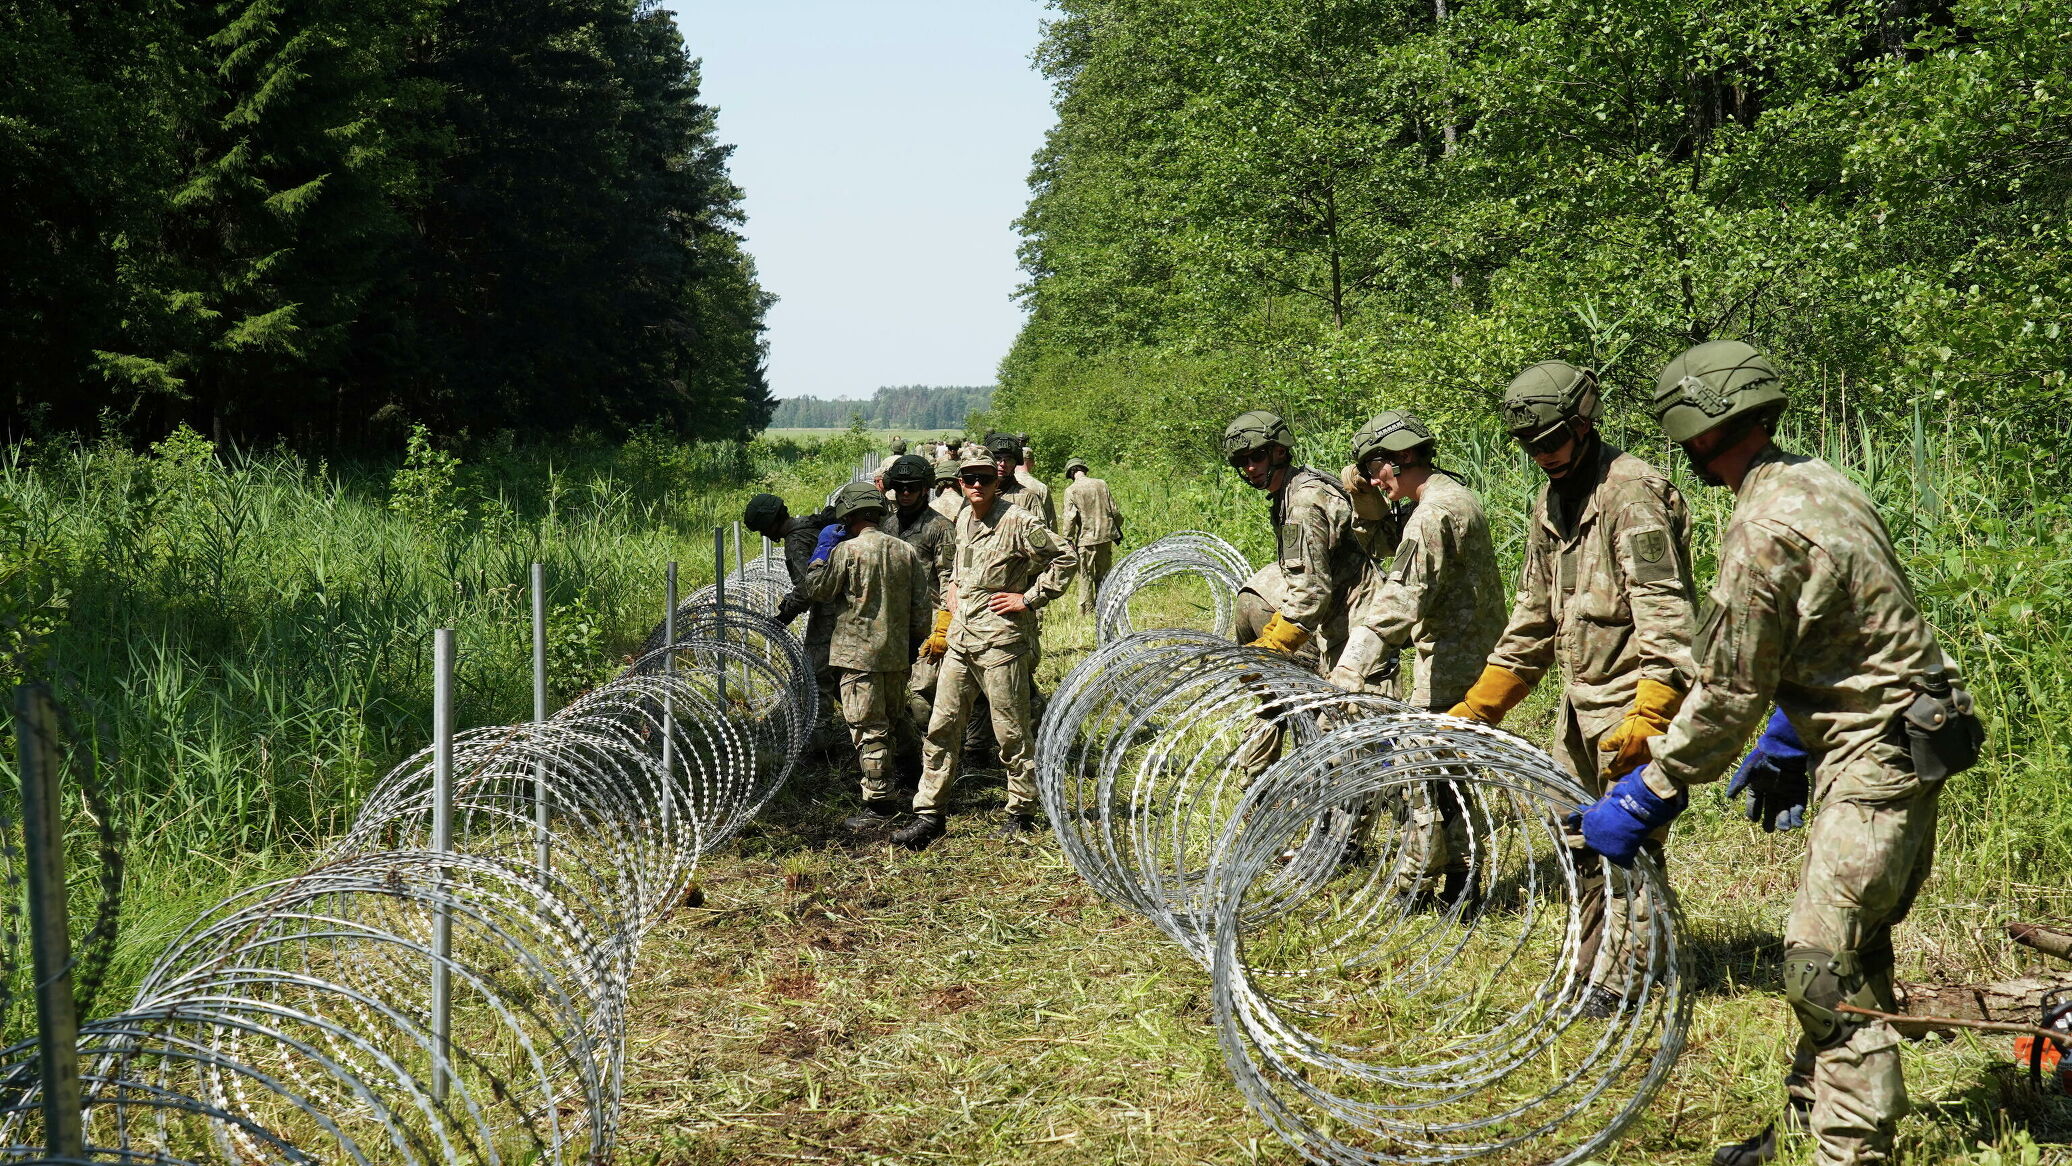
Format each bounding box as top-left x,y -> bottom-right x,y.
1515,425 -> 1573,457
890,480 -> 928,493
1228,448 -> 1274,469
959,471 -> 997,485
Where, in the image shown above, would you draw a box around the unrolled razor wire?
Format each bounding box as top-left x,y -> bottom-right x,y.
1094,532 -> 1251,643
0,601 -> 812,1166
1037,630 -> 1689,1165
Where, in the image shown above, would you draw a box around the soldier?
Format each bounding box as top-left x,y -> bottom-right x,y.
987,433 -> 1055,527
742,492 -> 843,749
890,436 -> 908,455
895,452 -> 1079,849
804,482 -> 932,827
1223,410 -> 1366,671
1573,342 -> 1980,1166
1019,437 -> 1042,487
1446,361 -> 1697,1015
1060,456 -> 1124,615
1328,411 -> 1506,902
930,459 -> 962,519
881,453 -> 957,784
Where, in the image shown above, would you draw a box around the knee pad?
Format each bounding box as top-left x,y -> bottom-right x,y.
1784,946 -> 1879,1050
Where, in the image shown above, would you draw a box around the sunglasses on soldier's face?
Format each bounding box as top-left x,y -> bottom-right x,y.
1228,448 -> 1273,469
891,482 -> 926,494
959,472 -> 996,486
1516,427 -> 1573,457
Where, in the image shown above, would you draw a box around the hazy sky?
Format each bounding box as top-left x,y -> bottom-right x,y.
670,1 -> 1055,400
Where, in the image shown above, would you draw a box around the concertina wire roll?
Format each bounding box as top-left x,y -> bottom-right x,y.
1041,534 -> 1691,1165
0,587 -> 813,1166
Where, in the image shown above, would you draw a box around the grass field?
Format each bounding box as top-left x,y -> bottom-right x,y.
762,428 -> 965,444
4,423 -> 2068,1164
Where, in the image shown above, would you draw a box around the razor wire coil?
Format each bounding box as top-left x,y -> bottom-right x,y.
1094,532 -> 1251,644
0,602 -> 811,1166
1038,629 -> 1689,1165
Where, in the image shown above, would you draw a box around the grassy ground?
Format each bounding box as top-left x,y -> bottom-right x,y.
614,591 -> 2072,1166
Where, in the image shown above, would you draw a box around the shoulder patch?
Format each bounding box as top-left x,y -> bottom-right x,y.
1625,526 -> 1676,584
1392,538 -> 1420,583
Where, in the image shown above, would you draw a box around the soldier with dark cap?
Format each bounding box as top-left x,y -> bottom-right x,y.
881,453 -> 957,783
1060,456 -> 1124,615
804,482 -> 933,826
1572,342 -> 1981,1166
742,492 -> 842,748
1447,360 -> 1698,1015
895,451 -> 1079,849
930,459 -> 962,520
987,432 -> 1055,528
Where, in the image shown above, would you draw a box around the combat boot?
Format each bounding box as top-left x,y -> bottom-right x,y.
998,811 -> 1040,840
1711,1097 -> 1809,1166
891,814 -> 945,851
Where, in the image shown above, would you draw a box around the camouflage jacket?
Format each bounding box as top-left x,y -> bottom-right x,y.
889,500 -> 955,607
930,489 -> 962,521
1000,472 -> 1055,528
1487,441 -> 1696,734
1651,446 -> 1951,803
1346,473 -> 1507,707
1244,466 -> 1368,632
803,527 -> 932,672
774,509 -> 839,637
946,499 -> 1078,656
1062,475 -> 1123,545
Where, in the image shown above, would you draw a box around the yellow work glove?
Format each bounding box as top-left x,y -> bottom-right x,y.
919,609 -> 952,663
1598,677 -> 1683,777
1246,612 -> 1312,655
1340,462 -> 1386,521
1444,664 -> 1532,725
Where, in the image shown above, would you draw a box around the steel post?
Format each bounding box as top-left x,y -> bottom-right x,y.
16,686 -> 83,1159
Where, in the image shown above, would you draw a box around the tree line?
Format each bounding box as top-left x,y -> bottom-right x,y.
769,385 -> 994,430
1001,0 -> 2072,467
4,0 -> 773,451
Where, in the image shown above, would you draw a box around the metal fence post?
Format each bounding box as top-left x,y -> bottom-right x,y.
662,563 -> 677,835
430,629 -> 455,1105
713,528 -> 728,707
531,563 -> 550,876
16,686 -> 83,1158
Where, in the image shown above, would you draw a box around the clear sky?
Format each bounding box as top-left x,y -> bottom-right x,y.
668,1 -> 1055,400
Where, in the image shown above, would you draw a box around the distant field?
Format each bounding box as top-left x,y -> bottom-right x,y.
761,427 -> 963,444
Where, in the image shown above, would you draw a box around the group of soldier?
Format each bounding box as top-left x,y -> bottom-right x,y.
742,340 -> 1979,1166
739,431 -> 1124,852
1222,341 -> 1980,1166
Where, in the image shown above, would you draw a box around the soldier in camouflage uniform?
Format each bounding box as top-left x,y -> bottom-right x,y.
1222,410 -> 1371,776
896,452 -> 1079,850
1329,411 -> 1506,902
804,482 -> 933,826
1447,361 -> 1698,1013
881,454 -> 957,785
743,493 -> 843,750
1574,342 -> 1981,1166
930,460 -> 962,520
988,433 -> 1055,527
1060,456 -> 1124,615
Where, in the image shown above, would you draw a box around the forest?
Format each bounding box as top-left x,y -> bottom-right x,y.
767,384 -> 995,430
2,0 -> 773,450
1001,0 -> 2071,467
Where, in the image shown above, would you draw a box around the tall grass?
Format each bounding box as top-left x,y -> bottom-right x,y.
0,424 -> 876,1013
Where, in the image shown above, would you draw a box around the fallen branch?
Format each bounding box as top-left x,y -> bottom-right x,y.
1838,1002 -> 2068,1045
2006,920 -> 2072,965
1895,975 -> 2070,1024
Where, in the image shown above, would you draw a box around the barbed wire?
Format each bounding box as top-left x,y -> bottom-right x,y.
1094,532 -> 1250,643
0,602 -> 811,1166
1038,628 -> 1689,1164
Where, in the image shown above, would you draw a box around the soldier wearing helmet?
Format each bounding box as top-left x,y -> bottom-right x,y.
742,491 -> 843,750
1449,360 -> 1698,1016
1331,411 -> 1506,906
1060,456 -> 1124,615
1569,342 -> 1981,1166
985,432 -> 1054,528
803,482 -> 933,827
881,453 -> 958,786
930,459 -> 962,519
896,450 -> 1079,850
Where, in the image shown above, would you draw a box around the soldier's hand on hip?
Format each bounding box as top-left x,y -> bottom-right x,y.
987,592 -> 1030,615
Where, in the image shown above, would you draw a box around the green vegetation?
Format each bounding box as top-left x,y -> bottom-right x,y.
768,385 -> 995,430
3,0 -> 772,448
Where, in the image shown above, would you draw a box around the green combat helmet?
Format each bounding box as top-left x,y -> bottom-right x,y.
1223,410 -> 1293,460
832,481 -> 888,522
1652,340 -> 1786,442
1351,410 -> 1435,463
1063,456 -> 1090,477
890,437 -> 908,454
932,459 -> 958,485
886,453 -> 933,488
1501,361 -> 1601,445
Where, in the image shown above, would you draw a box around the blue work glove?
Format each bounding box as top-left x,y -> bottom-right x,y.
1726,707 -> 1809,832
810,522 -> 847,564
1566,765 -> 1687,869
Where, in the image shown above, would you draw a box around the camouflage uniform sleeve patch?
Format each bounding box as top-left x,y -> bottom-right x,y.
1392,538 -> 1420,583
1625,526 -> 1676,584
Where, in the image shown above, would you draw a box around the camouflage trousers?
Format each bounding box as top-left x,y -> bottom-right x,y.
1555,696 -> 1667,1001
805,625 -> 841,750
914,645 -> 1037,819
1783,781 -> 1939,1166
836,668 -> 908,811
1232,588 -> 1344,781
1076,540 -> 1114,615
